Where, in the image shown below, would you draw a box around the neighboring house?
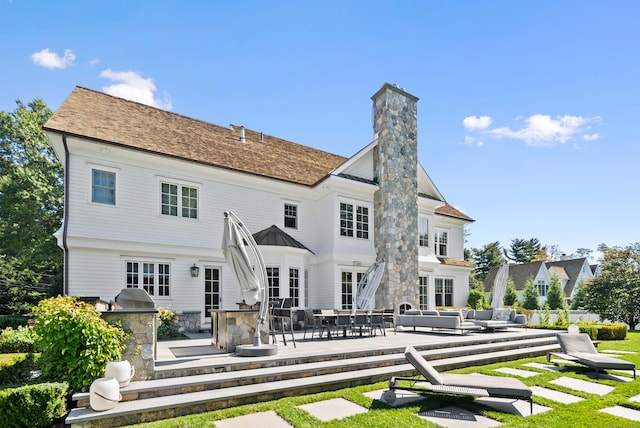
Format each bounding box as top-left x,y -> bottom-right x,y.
484,257 -> 594,304
44,83 -> 474,326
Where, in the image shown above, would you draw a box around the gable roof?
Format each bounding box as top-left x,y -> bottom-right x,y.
546,258 -> 591,296
252,225 -> 313,253
484,261 -> 546,291
44,87 -> 346,186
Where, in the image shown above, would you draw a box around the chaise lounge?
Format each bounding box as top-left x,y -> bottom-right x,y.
383,346 -> 533,414
548,332 -> 636,379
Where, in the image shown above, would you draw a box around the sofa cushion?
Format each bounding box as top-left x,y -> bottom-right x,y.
491,308 -> 512,321
421,310 -> 439,316
404,309 -> 422,316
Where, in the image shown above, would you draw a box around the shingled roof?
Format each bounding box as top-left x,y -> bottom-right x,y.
484,262 -> 546,291
44,87 -> 346,186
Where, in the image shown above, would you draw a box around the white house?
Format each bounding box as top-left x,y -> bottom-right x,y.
44,83 -> 474,326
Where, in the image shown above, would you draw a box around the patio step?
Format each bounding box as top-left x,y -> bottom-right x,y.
66,331 -> 559,427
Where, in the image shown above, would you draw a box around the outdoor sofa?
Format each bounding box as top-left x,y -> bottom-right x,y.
383,346 -> 533,414
395,310 -> 482,335
465,308 -> 527,331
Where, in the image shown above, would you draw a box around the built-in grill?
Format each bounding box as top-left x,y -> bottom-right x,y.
114,288 -> 156,309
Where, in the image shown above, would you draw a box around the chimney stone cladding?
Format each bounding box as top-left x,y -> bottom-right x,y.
371,83 -> 419,312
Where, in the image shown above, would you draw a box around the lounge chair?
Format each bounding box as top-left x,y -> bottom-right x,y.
548,332 -> 636,379
383,346 -> 533,414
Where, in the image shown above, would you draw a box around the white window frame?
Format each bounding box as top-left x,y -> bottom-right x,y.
204,267 -> 221,319
435,277 -> 453,307
289,268 -> 300,307
89,164 -> 119,206
158,177 -> 200,220
434,228 -> 449,257
537,280 -> 548,297
284,203 -> 298,229
339,201 -> 370,240
125,260 -> 171,298
267,266 -> 280,301
418,216 -> 429,247
419,276 -> 429,310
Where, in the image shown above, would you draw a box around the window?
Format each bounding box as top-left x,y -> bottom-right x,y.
341,272 -> 353,310
304,270 -> 309,308
435,278 -> 453,307
267,267 -> 280,300
419,276 -> 429,310
284,204 -> 297,229
204,268 -> 221,319
92,169 -> 116,205
434,229 -> 448,257
289,268 -> 299,307
340,202 -> 369,239
419,217 -> 429,247
126,261 -> 170,297
161,182 -> 198,219
537,280 -> 548,297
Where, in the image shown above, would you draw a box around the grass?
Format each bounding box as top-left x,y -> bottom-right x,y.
124,331 -> 640,428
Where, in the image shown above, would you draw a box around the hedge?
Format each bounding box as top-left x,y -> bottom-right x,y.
0,382 -> 69,427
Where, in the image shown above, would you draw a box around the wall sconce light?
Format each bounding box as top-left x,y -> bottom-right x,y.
190,264 -> 200,277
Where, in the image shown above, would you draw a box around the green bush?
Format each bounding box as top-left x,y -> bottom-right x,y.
0,326 -> 37,353
467,289 -> 485,310
578,322 -> 627,340
0,382 -> 69,427
0,353 -> 40,386
157,307 -> 182,340
32,296 -> 127,392
0,315 -> 29,329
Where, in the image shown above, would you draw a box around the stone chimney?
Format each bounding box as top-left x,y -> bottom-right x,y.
372,83 -> 419,311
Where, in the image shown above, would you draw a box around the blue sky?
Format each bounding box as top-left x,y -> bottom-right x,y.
2,1 -> 638,262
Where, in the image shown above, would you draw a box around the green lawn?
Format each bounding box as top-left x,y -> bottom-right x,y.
126,332 -> 640,428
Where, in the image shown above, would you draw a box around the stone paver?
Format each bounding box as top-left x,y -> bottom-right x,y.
531,386 -> 584,404
298,398 -> 368,422
550,376 -> 614,395
474,397 -> 551,417
214,410 -> 293,428
630,394 -> 640,403
494,367 -> 539,378
364,388 -> 424,407
599,405 -> 640,423
600,349 -> 636,355
417,405 -> 501,428
523,362 -> 564,372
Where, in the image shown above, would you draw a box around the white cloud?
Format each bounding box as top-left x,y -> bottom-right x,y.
484,114 -> 601,147
31,48 -> 75,69
89,58 -> 101,66
583,133 -> 600,141
464,135 -> 484,148
100,69 -> 172,110
463,115 -> 492,131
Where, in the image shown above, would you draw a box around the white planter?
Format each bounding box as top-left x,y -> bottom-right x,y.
105,360 -> 135,387
89,377 -> 121,411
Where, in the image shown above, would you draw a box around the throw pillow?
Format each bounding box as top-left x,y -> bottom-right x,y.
491,308 -> 512,321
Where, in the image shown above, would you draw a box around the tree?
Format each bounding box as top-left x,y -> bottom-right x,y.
471,241 -> 504,280
546,275 -> 566,310
505,238 -> 542,264
570,280 -> 589,310
503,278 -> 518,306
584,243 -> 640,330
0,99 -> 63,313
521,275 -> 540,310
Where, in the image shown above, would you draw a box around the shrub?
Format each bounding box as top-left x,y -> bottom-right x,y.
503,279 -> 518,306
467,289 -> 485,310
521,276 -> 540,310
0,315 -> 29,329
578,322 -> 627,340
0,382 -> 69,427
157,307 -> 182,340
0,353 -> 40,386
0,325 -> 37,353
32,296 -> 127,392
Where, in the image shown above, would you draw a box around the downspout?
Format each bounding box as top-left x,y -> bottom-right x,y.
61,132 -> 70,295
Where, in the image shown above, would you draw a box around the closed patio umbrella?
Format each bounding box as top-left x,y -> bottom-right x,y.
491,262 -> 509,309
355,259 -> 385,312
222,211 -> 276,356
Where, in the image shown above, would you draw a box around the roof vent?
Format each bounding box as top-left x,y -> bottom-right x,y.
240,126 -> 245,143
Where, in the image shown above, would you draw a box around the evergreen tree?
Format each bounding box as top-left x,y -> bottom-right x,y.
570,280 -> 589,310
503,278 -> 518,306
546,275 -> 566,310
505,238 -> 542,264
521,275 -> 540,310
471,241 -> 504,280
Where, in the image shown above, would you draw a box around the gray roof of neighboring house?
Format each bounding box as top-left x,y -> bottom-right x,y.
484,262 -> 545,292
252,225 -> 313,254
546,258 -> 589,296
